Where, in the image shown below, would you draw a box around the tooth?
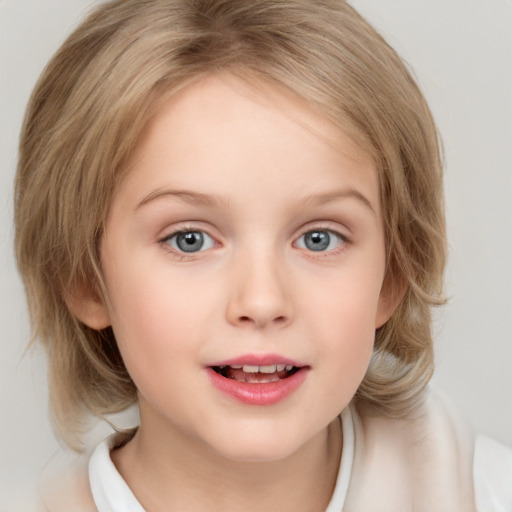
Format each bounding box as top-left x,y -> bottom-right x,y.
230,365 -> 242,369
261,374 -> 280,383
276,364 -> 286,372
218,365 -> 227,369
242,365 -> 259,373
259,365 -> 277,374
285,365 -> 293,371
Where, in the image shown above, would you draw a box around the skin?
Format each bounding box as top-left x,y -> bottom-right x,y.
73,74 -> 399,511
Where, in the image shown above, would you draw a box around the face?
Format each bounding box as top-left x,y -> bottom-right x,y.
94,74 -> 392,462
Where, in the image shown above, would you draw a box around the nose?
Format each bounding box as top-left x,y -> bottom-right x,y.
225,250 -> 293,330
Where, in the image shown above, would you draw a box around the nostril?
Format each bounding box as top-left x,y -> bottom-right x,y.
237,315 -> 287,325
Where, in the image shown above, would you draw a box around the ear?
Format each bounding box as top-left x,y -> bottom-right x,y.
64,281 -> 111,330
375,274 -> 407,329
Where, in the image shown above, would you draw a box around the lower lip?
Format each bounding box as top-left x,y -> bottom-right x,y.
206,368 -> 308,406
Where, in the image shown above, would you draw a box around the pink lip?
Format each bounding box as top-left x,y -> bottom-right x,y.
207,353 -> 306,367
205,354 -> 309,406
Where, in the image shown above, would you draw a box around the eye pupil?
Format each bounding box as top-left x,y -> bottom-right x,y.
176,232 -> 204,252
304,231 -> 330,251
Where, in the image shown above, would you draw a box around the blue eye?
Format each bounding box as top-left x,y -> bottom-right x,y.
165,230 -> 215,253
296,230 -> 343,252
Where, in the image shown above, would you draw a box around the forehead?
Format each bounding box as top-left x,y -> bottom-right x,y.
142,73 -> 373,163
116,73 -> 379,213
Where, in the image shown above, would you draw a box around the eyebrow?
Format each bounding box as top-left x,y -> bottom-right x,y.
296,189 -> 377,215
136,189 -> 230,210
136,187 -> 376,215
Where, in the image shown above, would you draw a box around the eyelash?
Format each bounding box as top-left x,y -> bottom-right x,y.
294,226 -> 350,256
158,225 -> 350,258
159,226 -> 216,258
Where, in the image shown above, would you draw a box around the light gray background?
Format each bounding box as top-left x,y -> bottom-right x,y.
1,0 -> 511,508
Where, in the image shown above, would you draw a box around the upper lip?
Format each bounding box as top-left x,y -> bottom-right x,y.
207,353 -> 307,368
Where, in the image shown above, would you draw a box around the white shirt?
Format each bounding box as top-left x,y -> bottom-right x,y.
88,406 -> 512,512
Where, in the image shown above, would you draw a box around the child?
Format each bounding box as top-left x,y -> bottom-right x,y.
13,0 -> 512,510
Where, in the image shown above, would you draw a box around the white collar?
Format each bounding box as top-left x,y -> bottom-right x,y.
88,408 -> 355,512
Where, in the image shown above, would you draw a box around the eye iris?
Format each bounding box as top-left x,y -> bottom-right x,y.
176,232 -> 204,252
304,231 -> 330,251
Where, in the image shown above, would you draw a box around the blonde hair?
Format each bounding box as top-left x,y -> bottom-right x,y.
15,0 -> 445,449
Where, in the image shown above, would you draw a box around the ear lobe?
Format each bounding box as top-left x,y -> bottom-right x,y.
64,282 -> 111,330
375,277 -> 407,329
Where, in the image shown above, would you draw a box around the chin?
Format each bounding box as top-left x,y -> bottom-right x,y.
216,443 -> 298,463
203,422 -> 312,464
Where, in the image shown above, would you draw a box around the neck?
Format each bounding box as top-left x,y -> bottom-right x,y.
111,413 -> 343,512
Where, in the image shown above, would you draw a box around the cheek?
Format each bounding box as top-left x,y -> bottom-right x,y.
302,267 -> 382,384
105,280 -> 201,418
306,263 -> 382,335
103,253 -> 230,390
314,301 -> 375,412
320,294 -> 376,371
102,257 -> 201,374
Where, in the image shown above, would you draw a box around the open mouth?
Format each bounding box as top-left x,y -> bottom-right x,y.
206,359 -> 309,405
210,364 -> 301,383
